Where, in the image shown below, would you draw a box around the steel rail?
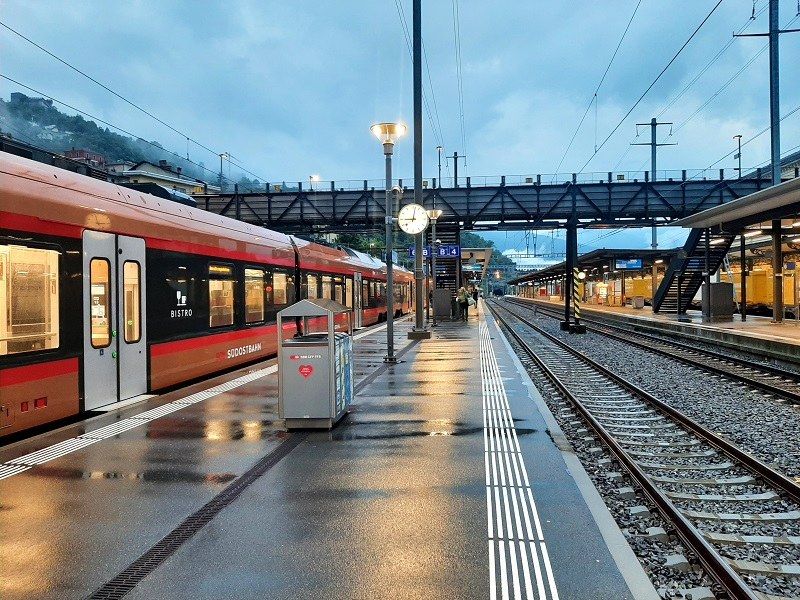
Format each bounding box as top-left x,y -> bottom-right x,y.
489,300 -> 790,600
512,298 -> 800,404
495,300 -> 800,502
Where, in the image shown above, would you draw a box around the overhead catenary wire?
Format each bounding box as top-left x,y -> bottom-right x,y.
609,4 -> 768,174
552,0 -> 642,179
393,0 -> 446,150
654,3 -> 768,120
673,13 -> 799,133
590,97 -> 800,249
577,0 -> 724,175
0,20 -> 226,166
0,73 -> 272,190
628,11 -> 800,175
642,102 -> 800,248
0,74 -> 227,184
0,21 -> 276,188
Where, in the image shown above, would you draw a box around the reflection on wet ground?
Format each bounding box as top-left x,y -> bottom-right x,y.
329,418 -> 486,440
371,390 -> 470,397
28,466 -> 238,485
330,416 -> 538,441
144,419 -> 280,441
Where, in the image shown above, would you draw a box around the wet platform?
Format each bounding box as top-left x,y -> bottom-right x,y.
0,304 -> 657,600
518,296 -> 800,364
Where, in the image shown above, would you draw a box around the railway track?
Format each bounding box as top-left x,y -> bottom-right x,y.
488,299 -> 800,600
509,298 -> 800,406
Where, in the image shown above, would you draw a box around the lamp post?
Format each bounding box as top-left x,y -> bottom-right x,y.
371,122 -> 407,363
425,249 -> 430,323
733,135 -> 742,178
218,152 -> 229,192
427,209 -> 443,326
309,174 -> 319,190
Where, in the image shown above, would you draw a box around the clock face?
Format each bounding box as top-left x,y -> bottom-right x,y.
397,203 -> 429,234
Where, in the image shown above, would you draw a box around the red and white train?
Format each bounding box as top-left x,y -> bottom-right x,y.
0,153 -> 413,438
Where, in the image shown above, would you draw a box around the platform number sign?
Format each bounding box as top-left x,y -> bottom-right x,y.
409,245 -> 461,258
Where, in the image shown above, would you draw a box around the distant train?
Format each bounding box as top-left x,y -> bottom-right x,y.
0,154 -> 413,438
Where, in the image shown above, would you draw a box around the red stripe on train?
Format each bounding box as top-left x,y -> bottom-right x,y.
0,212 -> 83,239
146,238 -> 297,268
0,212 -> 298,267
1,213 -> 396,275
150,325 -> 283,356
0,358 -> 79,386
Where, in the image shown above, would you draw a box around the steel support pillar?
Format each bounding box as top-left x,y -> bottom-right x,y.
702,228 -> 711,322
561,223 -> 577,331
740,235 -> 747,322
773,219 -> 784,323
408,0 -> 429,340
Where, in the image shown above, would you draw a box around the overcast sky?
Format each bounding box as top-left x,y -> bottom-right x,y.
2,1 -> 799,252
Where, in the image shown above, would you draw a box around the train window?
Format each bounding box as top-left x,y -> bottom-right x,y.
273,270 -> 294,307
244,268 -> 265,324
90,258 -> 111,348
376,282 -> 386,307
333,276 -> 345,305
322,275 -> 332,300
1,244 -> 60,355
362,280 -> 371,308
345,277 -> 353,308
304,273 -> 319,299
123,261 -> 141,343
208,263 -> 235,328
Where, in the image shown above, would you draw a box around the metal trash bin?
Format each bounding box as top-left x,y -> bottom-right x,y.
632,295 -> 645,309
277,299 -> 353,430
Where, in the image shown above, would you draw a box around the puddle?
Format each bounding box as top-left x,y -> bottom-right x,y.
329,419 -> 483,440
28,466 -> 238,485
143,419 -> 279,441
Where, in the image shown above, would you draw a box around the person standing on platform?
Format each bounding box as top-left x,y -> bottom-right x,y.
457,286 -> 470,321
472,287 -> 479,314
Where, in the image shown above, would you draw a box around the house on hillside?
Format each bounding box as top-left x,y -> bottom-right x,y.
64,148 -> 106,168
107,160 -> 220,195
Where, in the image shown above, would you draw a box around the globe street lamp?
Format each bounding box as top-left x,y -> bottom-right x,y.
427,208 -> 443,326
371,122 -> 407,363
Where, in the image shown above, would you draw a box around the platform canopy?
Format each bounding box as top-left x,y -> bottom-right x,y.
672,176 -> 800,232
460,247 -> 493,283
509,248 -> 678,286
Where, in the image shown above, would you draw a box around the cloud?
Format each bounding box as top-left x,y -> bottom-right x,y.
1,0 -> 797,190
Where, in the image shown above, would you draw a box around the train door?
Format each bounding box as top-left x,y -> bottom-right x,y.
82,231 -> 147,410
353,272 -> 363,329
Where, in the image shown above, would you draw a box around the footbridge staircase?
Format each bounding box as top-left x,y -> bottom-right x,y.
652,228 -> 737,314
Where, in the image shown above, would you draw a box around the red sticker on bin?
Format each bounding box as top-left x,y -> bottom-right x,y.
299,365 -> 314,378
290,355 -> 301,360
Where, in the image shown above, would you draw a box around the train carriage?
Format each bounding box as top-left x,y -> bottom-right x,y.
0,154 -> 412,438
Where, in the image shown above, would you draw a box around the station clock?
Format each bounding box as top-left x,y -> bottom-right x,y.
396,203 -> 429,235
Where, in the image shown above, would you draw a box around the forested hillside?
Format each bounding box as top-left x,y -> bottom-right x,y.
0,94 -> 208,180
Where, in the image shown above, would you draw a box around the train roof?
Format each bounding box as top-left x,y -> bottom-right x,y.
0,153 -> 395,277
339,246 -> 412,280
1,153 -> 294,262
